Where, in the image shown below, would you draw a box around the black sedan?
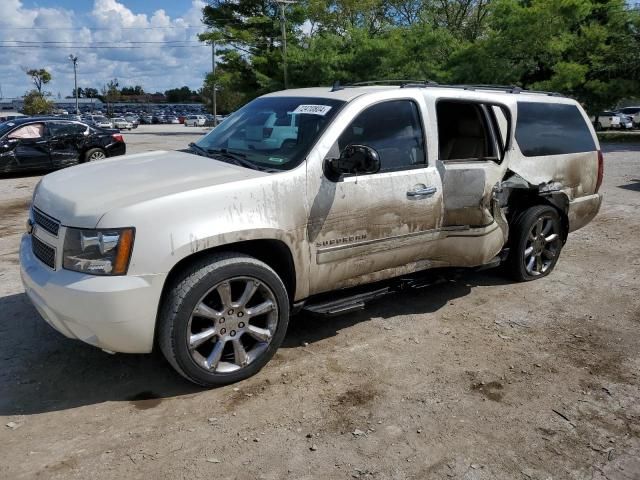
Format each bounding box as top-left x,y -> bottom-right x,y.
0,117 -> 126,173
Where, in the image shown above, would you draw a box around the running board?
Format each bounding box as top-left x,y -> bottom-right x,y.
302,287 -> 391,316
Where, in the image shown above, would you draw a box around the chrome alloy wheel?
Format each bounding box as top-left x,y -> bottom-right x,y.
523,215 -> 561,276
89,150 -> 106,161
187,276 -> 278,373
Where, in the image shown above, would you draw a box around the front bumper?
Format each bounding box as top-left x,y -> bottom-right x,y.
20,234 -> 164,353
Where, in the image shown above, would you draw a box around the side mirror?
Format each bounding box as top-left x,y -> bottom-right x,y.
327,144 -> 380,178
0,138 -> 18,152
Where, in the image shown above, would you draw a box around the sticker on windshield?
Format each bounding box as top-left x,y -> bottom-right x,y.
292,105 -> 332,116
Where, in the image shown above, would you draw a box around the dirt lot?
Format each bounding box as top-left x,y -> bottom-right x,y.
0,127 -> 638,480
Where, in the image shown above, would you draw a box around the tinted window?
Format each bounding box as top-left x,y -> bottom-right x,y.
49,122 -> 87,136
338,100 -> 425,172
516,102 -> 595,157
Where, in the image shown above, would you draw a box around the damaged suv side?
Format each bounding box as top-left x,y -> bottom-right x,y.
20,84 -> 603,386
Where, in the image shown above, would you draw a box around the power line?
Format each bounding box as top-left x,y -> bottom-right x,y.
1,25 -> 203,31
0,45 -> 209,49
0,40 -> 203,45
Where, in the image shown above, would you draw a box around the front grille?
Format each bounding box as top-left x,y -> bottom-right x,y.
32,236 -> 56,269
33,208 -> 60,236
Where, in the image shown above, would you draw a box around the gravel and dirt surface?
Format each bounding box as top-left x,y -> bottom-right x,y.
0,126 -> 638,480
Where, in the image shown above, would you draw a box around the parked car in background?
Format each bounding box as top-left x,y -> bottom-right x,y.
84,115 -> 113,129
184,115 -> 206,127
616,106 -> 640,128
0,113 -> 26,122
614,112 -> 634,130
0,117 -> 125,173
592,111 -> 621,130
124,115 -> 140,128
167,116 -> 180,124
112,117 -> 134,130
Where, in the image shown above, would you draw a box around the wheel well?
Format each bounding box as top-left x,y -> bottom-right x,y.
160,239 -> 297,307
506,189 -> 569,243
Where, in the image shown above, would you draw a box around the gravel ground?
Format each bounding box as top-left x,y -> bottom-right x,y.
0,127 -> 638,480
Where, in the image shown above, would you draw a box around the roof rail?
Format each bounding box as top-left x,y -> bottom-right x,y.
330,79 -> 435,91
330,80 -> 564,97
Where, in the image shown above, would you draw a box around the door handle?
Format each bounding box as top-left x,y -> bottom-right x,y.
407,186 -> 437,198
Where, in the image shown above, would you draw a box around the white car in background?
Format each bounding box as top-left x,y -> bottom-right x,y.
112,117 -> 133,130
617,106 -> 640,127
91,116 -> 114,129
592,111 -> 621,130
184,115 -> 206,127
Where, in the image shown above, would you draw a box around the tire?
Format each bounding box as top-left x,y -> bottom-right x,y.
158,253 -> 290,387
506,205 -> 563,282
84,148 -> 107,162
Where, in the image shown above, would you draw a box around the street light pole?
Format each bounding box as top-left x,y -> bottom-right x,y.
276,0 -> 296,89
69,54 -> 79,115
211,40 -> 217,127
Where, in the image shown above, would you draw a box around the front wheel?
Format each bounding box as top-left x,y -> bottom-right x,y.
158,253 -> 289,386
506,205 -> 563,282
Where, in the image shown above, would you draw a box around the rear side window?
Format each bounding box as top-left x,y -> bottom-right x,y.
516,102 -> 595,156
49,122 -> 87,136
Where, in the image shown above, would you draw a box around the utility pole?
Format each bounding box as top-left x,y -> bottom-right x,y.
276,0 -> 296,89
211,40 -> 217,127
69,54 -> 79,115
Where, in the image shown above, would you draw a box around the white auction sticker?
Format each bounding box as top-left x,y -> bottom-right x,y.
292,104 -> 332,116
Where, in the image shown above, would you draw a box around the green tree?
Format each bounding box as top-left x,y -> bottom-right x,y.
198,0 -> 639,113
448,0 -> 640,112
165,86 -> 196,103
25,68 -> 52,95
23,89 -> 54,115
121,85 -> 145,96
84,87 -> 99,98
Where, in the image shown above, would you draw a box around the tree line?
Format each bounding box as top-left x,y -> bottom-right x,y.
199,0 -> 640,113
20,69 -> 205,115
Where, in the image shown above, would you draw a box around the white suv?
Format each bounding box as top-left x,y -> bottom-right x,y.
184,115 -> 206,127
21,83 -> 603,386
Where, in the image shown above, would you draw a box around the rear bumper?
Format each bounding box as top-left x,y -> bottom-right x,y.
107,142 -> 126,157
568,193 -> 602,233
20,234 -> 164,353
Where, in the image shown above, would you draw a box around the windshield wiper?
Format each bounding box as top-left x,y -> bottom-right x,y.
189,142 -> 209,157
189,144 -> 278,173
207,148 -> 268,172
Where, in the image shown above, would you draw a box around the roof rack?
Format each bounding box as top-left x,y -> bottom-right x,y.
331,79 -> 436,92
331,80 -> 563,97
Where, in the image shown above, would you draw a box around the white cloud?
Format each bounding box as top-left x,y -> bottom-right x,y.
0,0 -> 210,99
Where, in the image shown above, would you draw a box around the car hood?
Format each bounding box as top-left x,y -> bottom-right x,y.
33,150 -> 268,228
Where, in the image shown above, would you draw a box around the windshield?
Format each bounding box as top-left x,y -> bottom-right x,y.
194,96 -> 344,171
0,121 -> 17,138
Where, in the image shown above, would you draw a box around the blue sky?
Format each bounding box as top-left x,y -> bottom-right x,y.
0,0 -> 210,98
22,0 -> 189,18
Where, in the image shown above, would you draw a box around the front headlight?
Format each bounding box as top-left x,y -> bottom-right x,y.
63,227 -> 135,276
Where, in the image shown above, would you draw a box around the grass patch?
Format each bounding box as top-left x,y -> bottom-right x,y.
597,132 -> 640,143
